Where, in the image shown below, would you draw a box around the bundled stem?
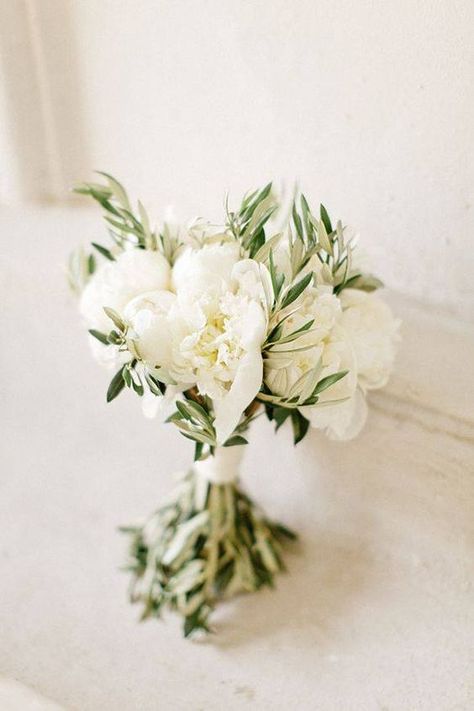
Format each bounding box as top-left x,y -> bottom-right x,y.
121,467 -> 296,637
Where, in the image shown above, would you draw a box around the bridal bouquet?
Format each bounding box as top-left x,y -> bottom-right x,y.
69,174 -> 399,636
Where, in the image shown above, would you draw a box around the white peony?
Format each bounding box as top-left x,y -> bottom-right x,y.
172,242 -> 240,297
264,280 -> 399,440
231,259 -> 273,316
298,326 -> 365,440
339,289 -> 400,390
264,286 -> 368,441
80,249 -> 170,332
302,288 -> 399,439
79,249 -> 170,367
123,289 -> 177,370
125,249 -> 268,444
265,286 -> 342,396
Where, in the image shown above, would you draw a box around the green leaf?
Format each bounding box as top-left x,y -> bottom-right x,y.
265,306 -> 305,345
320,203 -> 333,234
88,329 -> 109,345
137,200 -> 153,244
106,367 -> 126,402
252,232 -> 282,263
214,561 -> 235,593
181,398 -> 214,431
248,229 -> 266,258
316,218 -> 333,255
166,411 -> 184,424
87,253 -> 96,274
194,441 -> 204,461
223,435 -> 248,447
180,429 -> 216,446
91,242 -> 115,261
341,274 -> 384,293
292,202 -> 304,242
266,319 -> 314,348
269,250 -> 285,301
313,370 -> 348,396
122,366 -> 132,388
240,188 -> 258,212
273,407 -> 292,430
103,215 -> 143,239
241,197 -> 276,249
74,184 -> 112,201
103,306 -> 125,331
132,378 -> 144,396
335,219 -> 344,255
106,330 -> 123,345
240,183 -> 273,222
272,522 -> 298,541
266,320 -> 284,345
281,271 -> 313,309
184,609 -> 209,638
144,372 -> 165,396
291,411 -> 310,444
336,242 -> 352,292
300,194 -> 313,241
333,272 -> 361,294
176,401 -> 193,421
96,171 -> 131,210
287,364 -> 321,401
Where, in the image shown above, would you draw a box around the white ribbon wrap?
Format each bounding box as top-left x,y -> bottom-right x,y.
194,446 -> 244,485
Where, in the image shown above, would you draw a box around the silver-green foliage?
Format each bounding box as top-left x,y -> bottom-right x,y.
121,468 -> 296,637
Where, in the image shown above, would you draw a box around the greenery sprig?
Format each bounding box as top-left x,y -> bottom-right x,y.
121,467 -> 296,637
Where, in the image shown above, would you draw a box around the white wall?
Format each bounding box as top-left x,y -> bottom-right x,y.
1,0 -> 473,318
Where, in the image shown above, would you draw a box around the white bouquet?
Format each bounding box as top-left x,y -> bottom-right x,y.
69,174 -> 399,636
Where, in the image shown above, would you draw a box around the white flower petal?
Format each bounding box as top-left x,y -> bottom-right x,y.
79,249 -> 171,365
124,290 -> 177,369
213,345 -> 263,445
231,259 -> 273,315
303,388 -> 368,440
339,289 -> 400,390
172,242 -> 240,296
213,300 -> 266,444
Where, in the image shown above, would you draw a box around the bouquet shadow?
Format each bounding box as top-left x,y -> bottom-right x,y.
208,433 -> 378,647
202,532 -> 375,648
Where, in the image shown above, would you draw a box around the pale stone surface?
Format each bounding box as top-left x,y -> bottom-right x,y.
0,677 -> 65,710
1,207 -> 473,710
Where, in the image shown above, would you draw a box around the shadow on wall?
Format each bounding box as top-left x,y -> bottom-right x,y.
0,0 -> 90,202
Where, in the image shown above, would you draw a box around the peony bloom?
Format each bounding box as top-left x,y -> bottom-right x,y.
339,289 -> 400,390
264,282 -> 399,440
302,288 -> 400,439
79,249 -> 170,367
124,289 -> 177,369
264,287 -> 367,441
172,242 -> 240,297
298,325 -> 364,440
80,249 -> 171,331
265,286 -> 343,396
125,248 -> 268,444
